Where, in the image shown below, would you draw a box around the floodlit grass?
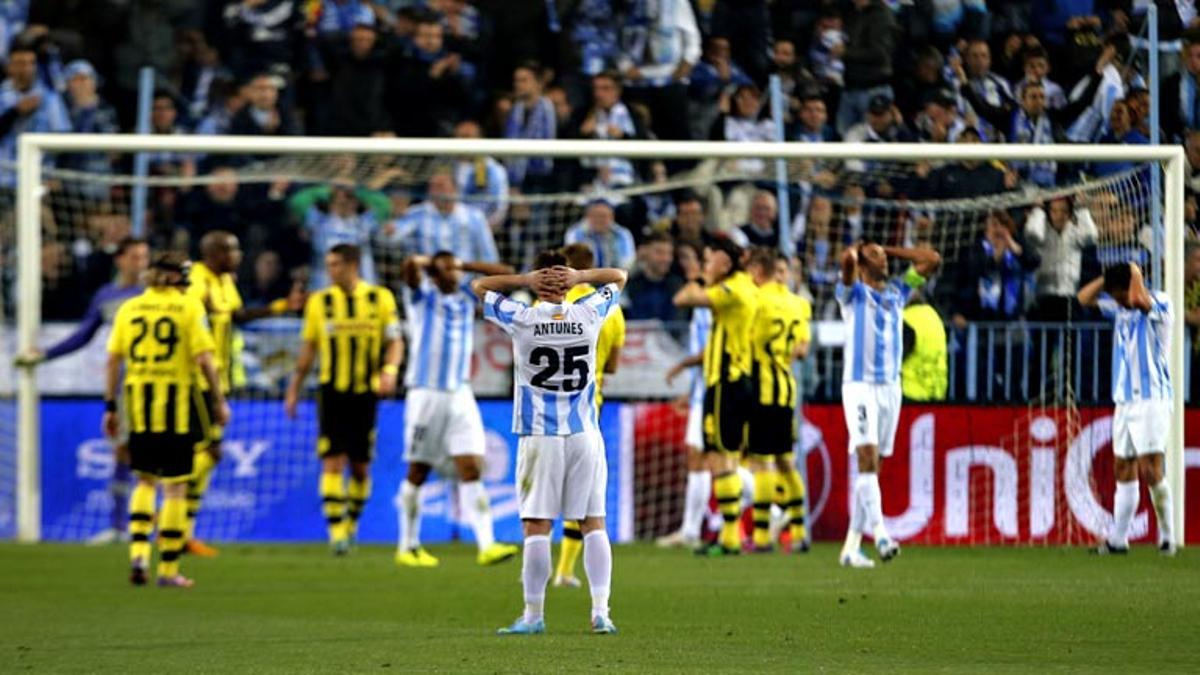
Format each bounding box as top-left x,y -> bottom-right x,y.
1,543 -> 1197,673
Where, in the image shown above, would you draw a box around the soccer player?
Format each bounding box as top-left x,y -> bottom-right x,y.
396,252 -> 519,568
184,230 -> 303,557
837,241 -> 940,568
15,237 -> 149,544
104,252 -> 229,587
1077,263 -> 1177,555
474,251 -> 627,635
657,305 -> 711,549
285,244 -> 402,555
552,243 -> 626,588
745,248 -> 812,553
672,237 -> 759,556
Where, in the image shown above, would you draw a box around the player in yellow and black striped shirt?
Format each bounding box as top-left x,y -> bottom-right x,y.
104,252 -> 228,588
745,248 -> 813,553
673,236 -> 759,556
183,230 -> 304,557
285,244 -> 403,554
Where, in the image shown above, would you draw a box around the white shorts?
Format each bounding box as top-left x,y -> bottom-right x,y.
516,431 -> 606,521
404,387 -> 486,465
841,382 -> 903,458
1112,400 -> 1171,459
685,400 -> 704,451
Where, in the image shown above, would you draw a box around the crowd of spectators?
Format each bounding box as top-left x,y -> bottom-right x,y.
3,0 -> 1200,367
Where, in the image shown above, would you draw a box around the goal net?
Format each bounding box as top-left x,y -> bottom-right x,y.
0,136 -> 1185,548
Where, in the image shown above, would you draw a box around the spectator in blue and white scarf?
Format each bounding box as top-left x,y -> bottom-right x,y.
575,71 -> 640,189
504,61 -> 556,192
452,119 -> 508,229
617,0 -> 701,141
1008,82 -> 1059,188
952,209 -> 1041,327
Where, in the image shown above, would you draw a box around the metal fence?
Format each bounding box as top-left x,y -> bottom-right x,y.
806,321 -> 1190,406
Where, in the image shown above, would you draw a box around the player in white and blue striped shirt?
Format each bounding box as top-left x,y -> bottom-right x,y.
656,305 -> 712,549
474,250 -> 627,636
837,241 -> 941,569
1078,263 -> 1177,556
396,252 -> 518,569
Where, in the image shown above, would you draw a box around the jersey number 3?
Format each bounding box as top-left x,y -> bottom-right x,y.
129,317 -> 180,363
529,346 -> 589,392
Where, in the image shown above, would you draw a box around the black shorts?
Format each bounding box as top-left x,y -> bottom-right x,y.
318,387 -> 379,463
746,403 -> 798,456
129,432 -> 196,481
194,389 -> 225,448
702,379 -> 752,454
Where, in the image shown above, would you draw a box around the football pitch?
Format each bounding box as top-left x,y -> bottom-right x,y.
2,543 -> 1197,673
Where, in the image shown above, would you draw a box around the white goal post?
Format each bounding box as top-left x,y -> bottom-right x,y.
12,134 -> 1187,544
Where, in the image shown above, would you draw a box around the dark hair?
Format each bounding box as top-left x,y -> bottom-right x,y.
329,243 -> 362,266
746,246 -> 778,271
431,250 -> 456,265
515,60 -> 542,77
415,10 -> 441,26
675,191 -> 704,209
706,236 -> 743,272
594,69 -> 622,88
532,249 -> 568,270
1103,264 -> 1133,293
1023,46 -> 1049,64
989,209 -> 1016,232
642,231 -> 672,247
6,44 -> 35,57
115,236 -> 147,257
559,243 -> 595,270
147,251 -> 190,287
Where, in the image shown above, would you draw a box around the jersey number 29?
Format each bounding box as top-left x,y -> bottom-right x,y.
529,346 -> 589,392
129,317 -> 179,363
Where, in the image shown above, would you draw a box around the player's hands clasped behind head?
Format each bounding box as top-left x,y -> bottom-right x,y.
530,266 -> 572,297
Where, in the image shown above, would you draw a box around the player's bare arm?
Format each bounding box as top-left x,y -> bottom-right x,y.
882,245 -> 942,277
1127,263 -> 1154,312
101,352 -> 123,438
564,266 -> 628,291
460,260 -> 515,277
195,351 -> 230,426
673,281 -> 710,308
285,340 -> 317,419
840,246 -> 859,285
1076,275 -> 1105,308
403,254 -> 432,289
665,353 -> 703,385
379,336 -> 402,397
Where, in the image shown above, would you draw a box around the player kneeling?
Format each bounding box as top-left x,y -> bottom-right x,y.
395,253 -> 519,568
474,251 -> 627,635
104,252 -> 230,588
1078,263 -> 1177,555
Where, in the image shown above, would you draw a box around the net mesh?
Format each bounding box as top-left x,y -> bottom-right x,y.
0,147 -> 1165,546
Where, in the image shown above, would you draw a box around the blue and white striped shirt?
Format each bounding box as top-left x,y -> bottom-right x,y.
580,102 -> 637,187
563,220 -> 637,270
483,283 -> 622,436
1098,290 -> 1173,404
0,78 -> 69,186
836,278 -> 913,385
388,201 -> 499,263
402,277 -> 476,392
305,210 -> 380,288
454,158 -> 510,228
504,96 -> 556,184
688,307 -> 711,407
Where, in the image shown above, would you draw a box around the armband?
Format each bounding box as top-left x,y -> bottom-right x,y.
382,364 -> 399,376
903,266 -> 927,288
104,400 -> 117,413
269,298 -> 289,315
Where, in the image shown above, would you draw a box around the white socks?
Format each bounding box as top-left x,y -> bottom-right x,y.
1149,478 -> 1174,546
842,480 -> 865,557
855,473 -> 888,541
522,535 -> 551,623
681,471 -> 710,540
1111,480 -> 1139,547
398,480 -> 421,552
583,530 -> 612,620
459,480 -> 495,551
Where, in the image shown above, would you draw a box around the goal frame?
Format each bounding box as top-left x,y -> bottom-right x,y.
12,133 -> 1188,544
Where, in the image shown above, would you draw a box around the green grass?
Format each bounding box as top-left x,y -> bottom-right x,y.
1,543 -> 1197,673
